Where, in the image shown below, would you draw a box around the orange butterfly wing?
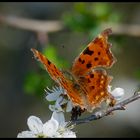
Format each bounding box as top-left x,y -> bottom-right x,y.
71,28 -> 116,76
71,28 -> 116,111
31,48 -> 85,108
31,28 -> 116,112
78,69 -> 114,112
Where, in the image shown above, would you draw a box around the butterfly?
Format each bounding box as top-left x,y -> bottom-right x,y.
31,28 -> 116,113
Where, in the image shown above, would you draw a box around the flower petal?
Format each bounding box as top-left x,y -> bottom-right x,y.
59,98 -> 68,105
61,130 -> 76,138
55,100 -> 64,112
66,101 -> 73,112
51,111 -> 65,125
27,116 -> 43,134
49,105 -> 56,112
43,119 -> 59,137
45,86 -> 64,101
17,131 -> 36,138
46,92 -> 60,101
56,96 -> 63,104
111,87 -> 124,100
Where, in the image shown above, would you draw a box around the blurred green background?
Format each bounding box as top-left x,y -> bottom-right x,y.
0,2 -> 140,138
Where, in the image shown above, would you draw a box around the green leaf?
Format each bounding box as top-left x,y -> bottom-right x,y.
92,3 -> 110,18
24,72 -> 41,95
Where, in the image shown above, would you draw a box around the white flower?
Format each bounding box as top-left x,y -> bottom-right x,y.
60,130 -> 76,138
108,86 -> 125,100
45,86 -> 73,112
17,116 -> 44,138
17,131 -> 36,138
17,111 -> 76,138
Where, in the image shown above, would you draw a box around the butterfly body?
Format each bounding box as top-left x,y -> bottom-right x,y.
31,28 -> 116,112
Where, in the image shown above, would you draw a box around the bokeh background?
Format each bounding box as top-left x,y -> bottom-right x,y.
0,2 -> 140,138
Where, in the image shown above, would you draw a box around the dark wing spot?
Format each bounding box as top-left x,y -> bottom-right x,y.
98,52 -> 101,55
90,73 -> 94,78
94,57 -> 99,61
78,58 -> 82,62
55,70 -> 60,75
83,47 -> 94,56
88,79 -> 91,83
91,86 -> 95,89
82,60 -> 85,64
86,63 -> 92,69
79,58 -> 85,64
48,60 -> 51,65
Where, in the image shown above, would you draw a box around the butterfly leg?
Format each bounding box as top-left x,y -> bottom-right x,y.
70,106 -> 85,121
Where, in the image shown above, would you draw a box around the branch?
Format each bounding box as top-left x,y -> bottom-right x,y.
1,15 -> 140,37
71,91 -> 140,125
0,14 -> 63,33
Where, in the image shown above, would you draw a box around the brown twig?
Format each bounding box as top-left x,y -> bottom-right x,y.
0,14 -> 63,33
70,91 -> 140,125
1,15 -> 140,37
